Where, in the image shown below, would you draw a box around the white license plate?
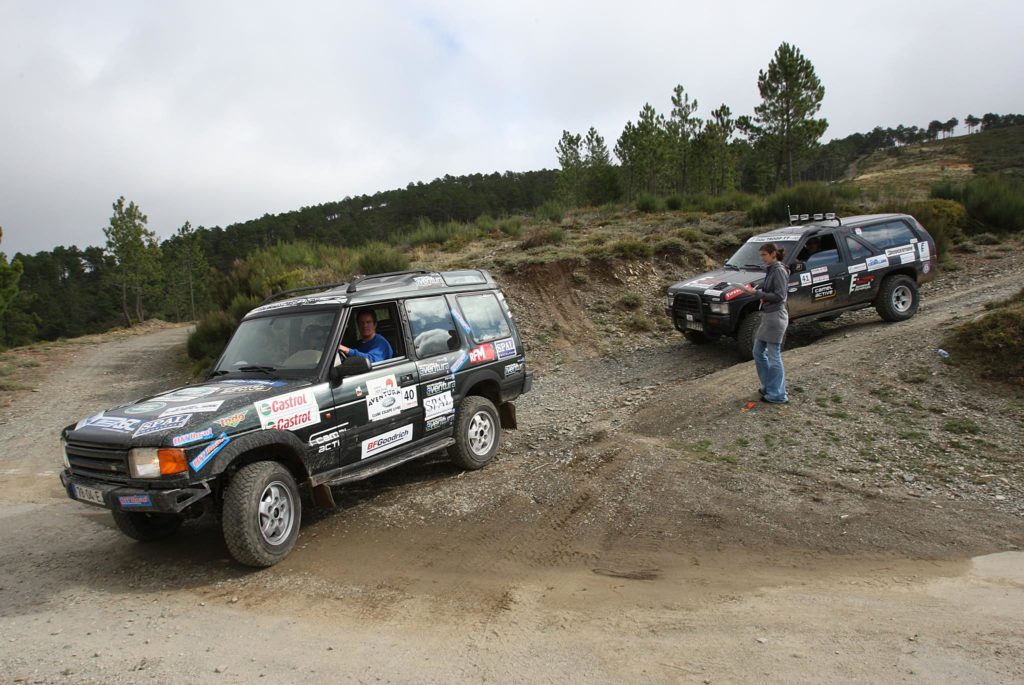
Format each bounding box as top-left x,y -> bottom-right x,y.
685,320 -> 704,332
73,484 -> 105,506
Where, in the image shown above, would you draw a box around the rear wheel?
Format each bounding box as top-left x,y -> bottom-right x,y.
875,275 -> 919,322
736,311 -> 761,361
448,396 -> 501,470
222,461 -> 301,567
111,510 -> 183,542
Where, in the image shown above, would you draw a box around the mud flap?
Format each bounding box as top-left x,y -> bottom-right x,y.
499,401 -> 517,430
311,483 -> 336,509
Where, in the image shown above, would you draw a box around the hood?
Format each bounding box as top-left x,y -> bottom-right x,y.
669,266 -> 765,296
65,378 -> 309,447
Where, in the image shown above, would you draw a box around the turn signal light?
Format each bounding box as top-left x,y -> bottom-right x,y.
158,448 -> 187,475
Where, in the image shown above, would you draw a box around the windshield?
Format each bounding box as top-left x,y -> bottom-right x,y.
212,310 -> 338,377
725,236 -> 800,269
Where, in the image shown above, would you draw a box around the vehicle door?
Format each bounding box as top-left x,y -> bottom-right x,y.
404,295 -> 463,437
842,233 -> 882,305
331,302 -> 422,468
787,230 -> 849,317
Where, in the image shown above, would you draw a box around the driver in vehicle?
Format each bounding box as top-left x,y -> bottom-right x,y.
338,308 -> 393,363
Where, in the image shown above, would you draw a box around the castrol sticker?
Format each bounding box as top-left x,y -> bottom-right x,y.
254,387 -> 321,431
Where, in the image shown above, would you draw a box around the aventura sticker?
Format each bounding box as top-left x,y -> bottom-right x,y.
366,375 -> 402,421
866,254 -> 889,271
172,427 -> 214,447
190,433 -> 230,472
254,387 -> 320,431
361,424 -> 413,459
413,275 -> 444,288
469,343 -> 496,365
77,415 -> 140,433
494,337 -> 517,360
503,361 -> 524,378
424,377 -> 455,396
886,244 -> 916,264
122,402 -> 167,416
159,400 -> 223,418
424,391 -> 454,420
425,414 -> 455,432
133,414 -> 191,438
847,263 -> 867,274
417,359 -> 451,377
812,282 -> 836,301
799,272 -> 812,287
157,386 -> 220,403
118,494 -> 152,508
849,274 -> 876,294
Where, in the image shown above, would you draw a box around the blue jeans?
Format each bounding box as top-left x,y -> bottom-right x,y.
753,339 -> 787,403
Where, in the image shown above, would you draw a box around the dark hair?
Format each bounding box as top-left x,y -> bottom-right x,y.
759,242 -> 786,261
355,308 -> 378,323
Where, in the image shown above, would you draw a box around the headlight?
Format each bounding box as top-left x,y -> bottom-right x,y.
128,448 -> 187,478
60,437 -> 70,469
666,293 -> 675,309
709,302 -> 730,315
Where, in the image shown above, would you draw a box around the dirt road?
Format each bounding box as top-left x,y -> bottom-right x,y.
1,255 -> 1023,683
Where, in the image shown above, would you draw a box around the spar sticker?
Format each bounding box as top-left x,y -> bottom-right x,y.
254,387 -> 320,431
133,414 -> 191,438
494,337 -> 517,360
361,424 -> 413,459
190,433 -> 230,472
424,391 -> 454,420
366,375 -> 402,421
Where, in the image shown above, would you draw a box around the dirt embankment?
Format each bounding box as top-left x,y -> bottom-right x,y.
1,244 -> 1022,684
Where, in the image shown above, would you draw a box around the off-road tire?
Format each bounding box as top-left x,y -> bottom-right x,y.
222,461 -> 301,567
875,275 -> 919,322
111,510 -> 183,542
447,396 -> 501,470
683,330 -> 718,345
736,311 -> 761,361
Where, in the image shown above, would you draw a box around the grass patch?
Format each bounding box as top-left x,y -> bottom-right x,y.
898,366 -> 931,384
618,293 -> 642,310
608,239 -> 654,259
943,418 -> 982,435
519,226 -> 566,249
944,286 -> 1024,388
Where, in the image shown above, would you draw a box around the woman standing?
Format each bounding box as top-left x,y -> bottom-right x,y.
744,242 -> 790,404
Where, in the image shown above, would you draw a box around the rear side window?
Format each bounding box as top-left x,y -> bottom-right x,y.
405,296 -> 458,358
858,221 -> 916,250
456,293 -> 511,343
846,236 -> 873,261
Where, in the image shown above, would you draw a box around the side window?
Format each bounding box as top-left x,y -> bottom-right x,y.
846,236 -> 872,262
341,302 -> 406,361
405,296 -> 458,358
797,233 -> 841,268
456,293 -> 512,343
858,220 -> 916,250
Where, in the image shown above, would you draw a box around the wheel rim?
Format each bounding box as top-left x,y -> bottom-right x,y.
467,410 -> 495,456
892,284 -> 913,313
258,480 -> 294,546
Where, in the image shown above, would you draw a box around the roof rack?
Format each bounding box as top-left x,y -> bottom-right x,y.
787,211 -> 842,226
346,270 -> 434,294
259,282 -> 348,306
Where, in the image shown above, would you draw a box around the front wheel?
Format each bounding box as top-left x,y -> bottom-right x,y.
448,396 -> 501,470
111,509 -> 183,542
222,462 -> 301,567
875,275 -> 919,322
735,311 -> 761,361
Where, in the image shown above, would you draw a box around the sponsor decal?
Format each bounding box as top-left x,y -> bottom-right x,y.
133,414 -> 191,438
216,410 -> 249,428
361,424 -> 413,459
468,343 -> 496,365
918,241 -> 930,261
217,384 -> 274,394
424,391 -> 454,420
190,433 -> 230,472
854,227 -> 863,235
799,272 -> 812,287
309,426 -> 345,454
249,296 -> 348,316
450,350 -> 469,373
788,286 -> 798,293
157,386 -> 220,403
123,402 -> 167,416
847,263 -> 866,274
747,234 -> 799,243
78,415 -> 140,433
218,379 -> 288,386
425,377 -> 456,396
451,308 -> 473,336
159,400 -> 223,418
886,244 -> 916,264
811,274 -> 830,284
366,374 -> 403,421
172,427 -> 214,446
118,494 -> 152,508
704,288 -> 723,297
401,384 -> 418,411
684,277 -> 719,288
425,414 -> 455,432
417,359 -> 451,377
503,361 -> 524,378
812,282 -> 836,301
811,266 -> 828,275
494,338 -> 517,360
255,387 -> 320,431
413,275 -> 444,288
865,254 -> 889,271
922,262 -> 931,274
849,274 -> 876,294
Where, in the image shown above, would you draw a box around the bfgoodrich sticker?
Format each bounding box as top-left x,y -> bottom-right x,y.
361,424 -> 413,459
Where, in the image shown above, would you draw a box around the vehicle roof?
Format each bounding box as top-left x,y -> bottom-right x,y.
754,213 -> 912,240
244,269 -> 498,319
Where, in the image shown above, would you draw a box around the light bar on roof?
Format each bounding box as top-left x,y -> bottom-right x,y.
800,214 -> 809,221
813,213 -> 823,220
825,212 -> 836,220
789,214 -> 799,222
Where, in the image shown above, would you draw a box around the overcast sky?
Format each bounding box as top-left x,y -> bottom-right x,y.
2,0 -> 1022,256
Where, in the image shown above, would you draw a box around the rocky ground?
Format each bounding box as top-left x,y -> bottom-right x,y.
0,242 -> 1021,683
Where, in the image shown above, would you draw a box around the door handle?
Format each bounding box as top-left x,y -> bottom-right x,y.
400,373 -> 414,384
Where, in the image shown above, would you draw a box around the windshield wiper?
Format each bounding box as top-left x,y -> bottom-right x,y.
723,263 -> 741,270
235,365 -> 279,376
209,369 -> 230,377
742,264 -> 765,270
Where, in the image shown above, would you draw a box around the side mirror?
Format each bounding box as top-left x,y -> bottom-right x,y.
791,261 -> 805,273
329,354 -> 371,385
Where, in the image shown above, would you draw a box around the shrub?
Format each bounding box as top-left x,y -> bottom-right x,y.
944,287 -> 1024,388
356,242 -> 410,274
636,193 -> 660,213
665,194 -> 683,211
675,227 -> 702,242
608,239 -> 654,259
497,216 -> 523,237
973,232 -> 1002,245
931,175 -> 1024,233
747,182 -> 860,226
627,313 -> 654,332
534,200 -> 564,224
187,310 -> 237,363
618,293 -> 642,310
519,226 -> 565,249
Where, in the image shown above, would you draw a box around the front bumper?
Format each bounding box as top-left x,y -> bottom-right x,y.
60,470 -> 211,513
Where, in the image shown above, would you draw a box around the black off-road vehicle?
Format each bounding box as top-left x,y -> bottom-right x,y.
665,213 -> 938,359
60,269 -> 532,567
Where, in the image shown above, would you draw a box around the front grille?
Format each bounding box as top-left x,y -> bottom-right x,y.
66,442 -> 130,484
673,292 -> 704,320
